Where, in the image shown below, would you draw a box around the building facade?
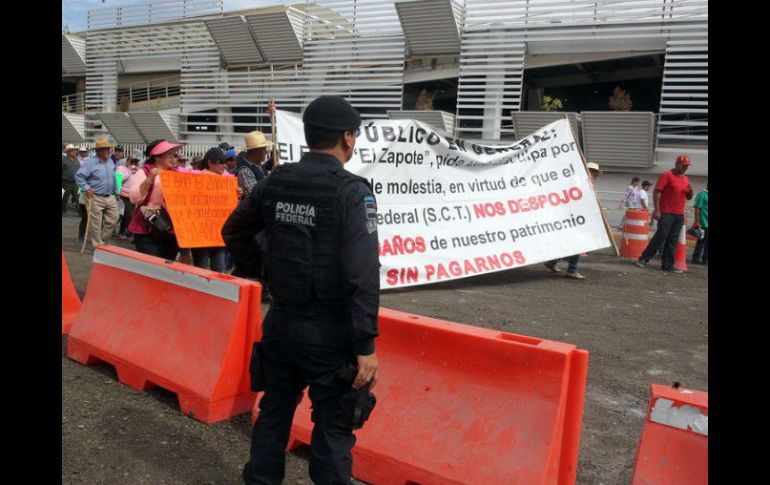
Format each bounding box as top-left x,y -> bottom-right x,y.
62,0 -> 708,211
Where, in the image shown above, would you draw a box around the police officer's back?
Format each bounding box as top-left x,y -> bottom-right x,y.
222,96 -> 380,485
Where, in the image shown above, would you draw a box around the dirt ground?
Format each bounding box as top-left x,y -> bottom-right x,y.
61,210 -> 708,485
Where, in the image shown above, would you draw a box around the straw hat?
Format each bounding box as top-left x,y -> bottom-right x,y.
586,162 -> 602,174
64,144 -> 78,151
244,131 -> 273,150
93,138 -> 116,149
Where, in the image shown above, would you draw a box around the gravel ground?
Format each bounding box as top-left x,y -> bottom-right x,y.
61,210 -> 707,484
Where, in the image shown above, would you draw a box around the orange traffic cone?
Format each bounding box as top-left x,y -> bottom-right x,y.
673,216 -> 688,272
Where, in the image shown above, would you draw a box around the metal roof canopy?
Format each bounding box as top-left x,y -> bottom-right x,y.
62,35 -> 87,76
245,7 -> 304,61
98,112 -> 147,143
62,113 -> 87,142
388,110 -> 455,136
130,110 -> 180,143
204,16 -> 263,66
394,0 -> 462,57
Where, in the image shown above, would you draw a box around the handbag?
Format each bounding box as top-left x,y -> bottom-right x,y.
128,164 -> 174,238
140,205 -> 173,238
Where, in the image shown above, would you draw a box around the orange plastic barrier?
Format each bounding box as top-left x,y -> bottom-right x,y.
620,209 -> 650,259
62,251 -> 82,335
253,307 -> 589,485
67,245 -> 263,424
631,384 -> 708,485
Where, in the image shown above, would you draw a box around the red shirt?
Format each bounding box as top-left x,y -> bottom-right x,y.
655,169 -> 690,215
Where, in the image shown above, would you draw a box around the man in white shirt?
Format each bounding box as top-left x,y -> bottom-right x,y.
630,180 -> 652,209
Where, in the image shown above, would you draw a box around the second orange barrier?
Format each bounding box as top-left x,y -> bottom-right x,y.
254,307 -> 589,485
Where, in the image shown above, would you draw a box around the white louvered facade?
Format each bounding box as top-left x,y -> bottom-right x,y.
456,0 -> 708,143
62,35 -> 87,76
66,0 -> 707,168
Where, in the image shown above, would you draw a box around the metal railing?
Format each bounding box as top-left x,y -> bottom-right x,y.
117,76 -> 181,107
62,93 -> 86,113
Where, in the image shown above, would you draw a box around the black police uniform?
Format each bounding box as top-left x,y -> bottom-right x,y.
222,150 -> 380,483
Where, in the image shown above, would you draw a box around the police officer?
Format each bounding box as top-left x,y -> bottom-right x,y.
222,96 -> 380,485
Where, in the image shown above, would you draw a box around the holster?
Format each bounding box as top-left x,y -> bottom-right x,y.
249,342 -> 265,392
333,363 -> 377,429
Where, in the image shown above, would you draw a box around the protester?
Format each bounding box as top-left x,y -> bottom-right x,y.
111,145 -> 127,167
630,180 -> 652,210
225,149 -> 238,175
188,147 -> 236,273
62,144 -> 81,214
621,176 -> 640,208
127,139 -> 183,260
635,154 -> 694,273
691,180 -> 708,265
544,161 -> 602,280
74,138 -> 120,248
237,131 -> 272,199
191,155 -> 204,170
115,150 -> 142,240
77,147 -> 89,165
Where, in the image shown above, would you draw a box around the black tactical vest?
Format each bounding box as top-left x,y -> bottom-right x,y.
261,162 -> 367,313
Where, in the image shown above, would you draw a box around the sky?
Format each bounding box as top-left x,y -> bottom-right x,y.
62,0 -> 290,33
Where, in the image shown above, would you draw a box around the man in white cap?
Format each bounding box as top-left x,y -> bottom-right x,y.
237,130 -> 273,199
75,138 -> 120,248
77,147 -> 89,166
62,144 -> 81,214
544,161 -> 603,279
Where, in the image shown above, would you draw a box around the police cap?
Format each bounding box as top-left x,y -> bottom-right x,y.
303,96 -> 362,132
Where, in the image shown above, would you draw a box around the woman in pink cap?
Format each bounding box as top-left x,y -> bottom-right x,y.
127,139 -> 183,259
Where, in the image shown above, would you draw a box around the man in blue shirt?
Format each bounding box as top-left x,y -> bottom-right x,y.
75,138 -> 119,248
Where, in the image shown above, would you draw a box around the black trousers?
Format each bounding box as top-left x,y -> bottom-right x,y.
243,307 -> 356,485
62,181 -> 78,213
640,212 -> 684,270
692,227 -> 708,263
134,233 -> 180,261
119,195 -> 134,236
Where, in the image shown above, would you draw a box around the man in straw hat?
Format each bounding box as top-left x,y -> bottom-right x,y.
236,131 -> 273,199
74,138 -> 120,248
62,144 -> 80,214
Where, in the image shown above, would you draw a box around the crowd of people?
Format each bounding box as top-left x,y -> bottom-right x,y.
61,123 -> 277,286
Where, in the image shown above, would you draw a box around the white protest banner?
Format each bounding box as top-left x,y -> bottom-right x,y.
275,110 -> 611,289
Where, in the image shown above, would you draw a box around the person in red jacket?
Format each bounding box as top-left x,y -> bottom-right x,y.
635,154 -> 694,273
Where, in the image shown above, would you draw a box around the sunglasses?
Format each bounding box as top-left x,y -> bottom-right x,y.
210,160 -> 227,165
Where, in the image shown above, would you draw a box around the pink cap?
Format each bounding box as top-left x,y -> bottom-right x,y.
150,140 -> 182,156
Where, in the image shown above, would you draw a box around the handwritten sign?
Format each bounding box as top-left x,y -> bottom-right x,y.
160,171 -> 238,248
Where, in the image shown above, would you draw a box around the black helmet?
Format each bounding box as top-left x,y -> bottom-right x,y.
303,96 -> 362,132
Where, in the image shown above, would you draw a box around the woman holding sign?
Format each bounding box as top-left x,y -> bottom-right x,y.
127,139 -> 183,260
189,147 -> 237,272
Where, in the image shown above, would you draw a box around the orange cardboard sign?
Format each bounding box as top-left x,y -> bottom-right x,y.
160,171 -> 238,248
